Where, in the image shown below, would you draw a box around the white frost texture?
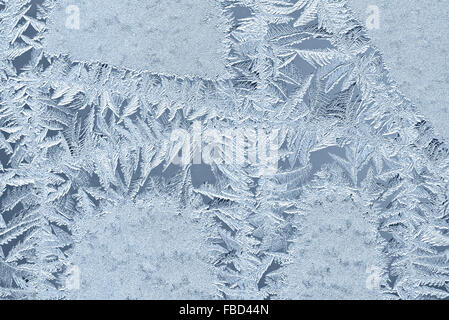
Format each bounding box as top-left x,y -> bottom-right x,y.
0,0 -> 448,300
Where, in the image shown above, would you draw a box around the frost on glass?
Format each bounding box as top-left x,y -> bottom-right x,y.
347,0 -> 449,140
43,0 -> 232,79
0,0 -> 448,300
66,192 -> 217,300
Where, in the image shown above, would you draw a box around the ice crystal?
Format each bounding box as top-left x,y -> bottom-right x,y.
0,0 -> 448,300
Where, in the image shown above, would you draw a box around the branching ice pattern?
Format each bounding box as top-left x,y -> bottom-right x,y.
0,0 -> 448,300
